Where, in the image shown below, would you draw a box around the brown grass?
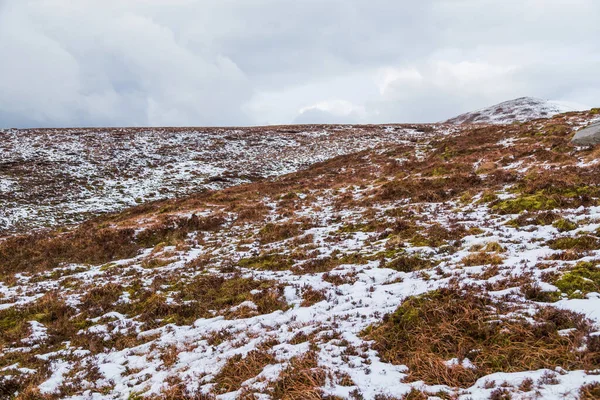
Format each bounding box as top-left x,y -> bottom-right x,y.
300,286 -> 327,307
363,287 -> 597,387
0,214 -> 224,276
461,252 -> 504,267
382,254 -> 435,272
580,382 -> 600,399
270,351 -> 326,400
258,220 -> 313,244
213,350 -> 275,393
0,291 -> 77,347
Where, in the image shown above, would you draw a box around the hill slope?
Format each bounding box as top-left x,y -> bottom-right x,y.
2,110 -> 600,399
0,124 -> 447,235
445,97 -> 587,125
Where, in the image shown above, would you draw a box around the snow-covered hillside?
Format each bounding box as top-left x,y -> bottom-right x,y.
0,124 -> 452,235
445,97 -> 588,125
2,109 -> 600,399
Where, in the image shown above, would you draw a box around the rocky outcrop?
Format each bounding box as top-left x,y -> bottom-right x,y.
572,121 -> 600,146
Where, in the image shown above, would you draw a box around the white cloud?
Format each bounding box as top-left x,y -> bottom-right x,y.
295,100 -> 368,124
0,0 -> 253,127
0,0 -> 598,127
377,67 -> 423,96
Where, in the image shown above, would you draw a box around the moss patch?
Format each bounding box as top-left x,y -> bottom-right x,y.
548,235 -> 600,251
552,218 -> 578,232
493,193 -> 559,214
238,254 -> 294,271
493,186 -> 599,215
554,262 -> 600,299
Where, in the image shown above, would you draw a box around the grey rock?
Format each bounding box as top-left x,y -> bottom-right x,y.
572,121 -> 600,146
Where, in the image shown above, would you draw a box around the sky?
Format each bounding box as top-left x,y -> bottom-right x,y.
0,0 -> 598,128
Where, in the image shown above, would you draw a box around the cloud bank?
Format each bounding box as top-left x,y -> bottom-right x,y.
0,0 -> 598,127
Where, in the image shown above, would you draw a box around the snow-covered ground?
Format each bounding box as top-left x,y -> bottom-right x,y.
0,124 -> 448,235
1,109 -> 600,399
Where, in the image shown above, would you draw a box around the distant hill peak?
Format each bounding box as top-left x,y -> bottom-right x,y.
444,97 -> 588,125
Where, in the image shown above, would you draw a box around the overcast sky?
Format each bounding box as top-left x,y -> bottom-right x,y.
0,0 -> 598,128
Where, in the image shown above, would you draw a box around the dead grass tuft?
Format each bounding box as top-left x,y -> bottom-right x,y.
579,382 -> 600,399
461,252 -> 504,267
363,287 -> 597,387
259,221 -> 307,244
271,351 -> 326,400
300,286 -> 327,307
213,350 -> 275,394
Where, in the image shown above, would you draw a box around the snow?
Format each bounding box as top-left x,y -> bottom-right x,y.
0,124 -> 453,234
555,294 -> 600,323
445,97 -> 589,125
6,192 -> 599,399
2,109 -> 600,399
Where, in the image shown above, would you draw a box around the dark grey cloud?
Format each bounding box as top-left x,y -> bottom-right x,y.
0,0 -> 598,128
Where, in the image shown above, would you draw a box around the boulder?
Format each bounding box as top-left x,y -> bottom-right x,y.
572,121 -> 600,146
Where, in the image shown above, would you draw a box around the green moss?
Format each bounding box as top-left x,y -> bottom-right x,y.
461,252 -> 504,266
430,166 -> 448,177
493,193 -> 559,214
478,191 -> 499,204
521,283 -> 562,303
548,235 -> 600,251
441,147 -> 457,161
238,254 -> 293,271
0,292 -> 79,347
459,192 -> 474,204
337,252 -> 368,265
552,218 -> 578,232
127,275 -> 289,327
337,222 -> 377,233
368,247 -> 405,261
127,392 -> 145,400
494,186 -> 599,215
544,124 -> 571,136
409,234 -> 431,247
99,263 -> 117,271
507,211 -> 558,228
28,266 -> 89,281
554,262 -> 600,298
